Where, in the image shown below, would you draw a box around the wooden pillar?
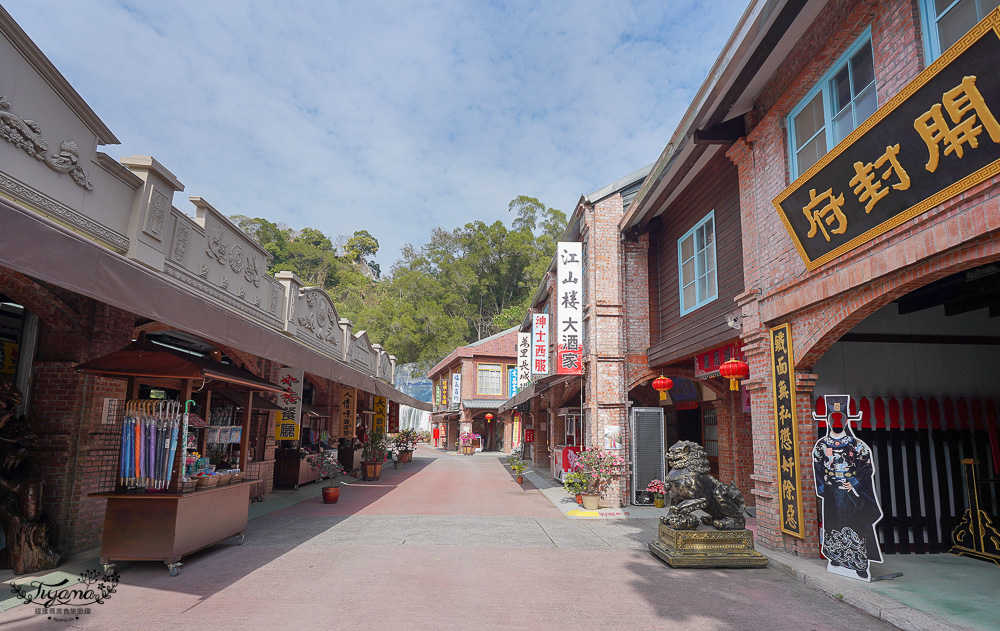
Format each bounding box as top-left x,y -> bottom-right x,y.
239,391 -> 252,470
198,390 -> 212,456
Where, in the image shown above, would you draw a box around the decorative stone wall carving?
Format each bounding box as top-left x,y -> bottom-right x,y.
172,224 -> 190,262
0,95 -> 93,190
144,189 -> 168,238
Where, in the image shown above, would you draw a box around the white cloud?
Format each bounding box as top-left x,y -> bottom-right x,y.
3,0 -> 748,266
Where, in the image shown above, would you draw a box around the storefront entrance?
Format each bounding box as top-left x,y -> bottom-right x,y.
811,262 -> 1000,555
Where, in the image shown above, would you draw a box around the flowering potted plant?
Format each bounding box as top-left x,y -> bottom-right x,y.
458,431 -> 476,455
394,428 -> 420,463
307,451 -> 345,503
563,471 -> 588,504
646,479 -> 667,508
361,429 -> 389,481
573,448 -> 626,510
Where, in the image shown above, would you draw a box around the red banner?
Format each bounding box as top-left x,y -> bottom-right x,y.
525,429 -> 535,443
388,401 -> 399,433
694,341 -> 744,378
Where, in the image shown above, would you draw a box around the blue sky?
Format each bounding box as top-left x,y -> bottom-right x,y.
4,1 -> 748,268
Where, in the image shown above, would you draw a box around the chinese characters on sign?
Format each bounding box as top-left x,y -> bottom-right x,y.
274,411 -> 300,440
373,396 -> 387,435
770,323 -> 804,539
276,366 -> 303,440
441,377 -> 448,406
388,401 -> 399,434
772,16 -> 1000,270
452,371 -> 461,406
693,341 -> 744,379
340,387 -> 356,439
531,313 -> 550,376
524,429 -> 535,443
517,332 -> 532,391
0,341 -> 17,374
556,242 -> 583,375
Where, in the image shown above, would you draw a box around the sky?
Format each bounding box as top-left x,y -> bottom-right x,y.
3,1 -> 749,268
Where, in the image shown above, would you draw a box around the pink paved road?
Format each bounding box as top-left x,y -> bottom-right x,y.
3,446 -> 893,630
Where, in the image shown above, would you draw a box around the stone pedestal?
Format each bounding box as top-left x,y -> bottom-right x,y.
649,521 -> 768,568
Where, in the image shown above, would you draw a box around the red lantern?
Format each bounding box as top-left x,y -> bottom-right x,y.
485,413 -> 493,422
719,358 -> 749,391
652,375 -> 673,402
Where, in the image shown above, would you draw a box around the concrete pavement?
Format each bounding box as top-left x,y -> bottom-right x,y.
0,446 -> 991,630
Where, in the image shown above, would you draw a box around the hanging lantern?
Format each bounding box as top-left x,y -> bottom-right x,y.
485,413 -> 493,422
652,375 -> 673,402
719,358 -> 749,391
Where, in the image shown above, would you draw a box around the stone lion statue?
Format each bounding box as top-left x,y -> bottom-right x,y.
663,440 -> 746,531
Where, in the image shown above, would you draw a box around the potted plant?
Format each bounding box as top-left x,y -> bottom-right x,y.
459,431 -> 475,455
563,471 -> 588,505
361,429 -> 389,481
646,479 -> 667,508
573,448 -> 626,510
307,451 -> 345,503
510,460 -> 526,484
394,428 -> 419,463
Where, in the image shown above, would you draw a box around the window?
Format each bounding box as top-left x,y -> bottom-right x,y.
920,0 -> 1000,61
677,211 -> 717,315
788,32 -> 877,178
477,363 -> 502,396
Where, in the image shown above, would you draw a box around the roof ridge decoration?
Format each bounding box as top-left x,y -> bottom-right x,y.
0,95 -> 93,190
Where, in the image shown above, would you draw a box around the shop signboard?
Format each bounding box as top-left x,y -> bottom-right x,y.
388,401 -> 399,434
0,341 -> 17,374
603,423 -> 622,450
340,387 -> 356,439
276,366 -> 303,441
773,12 -> 1000,270
274,411 -> 300,440
517,332 -> 531,390
694,341 -> 743,379
531,313 -> 549,376
512,410 -> 521,447
556,241 -> 583,375
373,396 -> 387,435
451,371 -> 461,406
524,428 -> 535,443
507,367 -> 517,398
770,323 -> 804,539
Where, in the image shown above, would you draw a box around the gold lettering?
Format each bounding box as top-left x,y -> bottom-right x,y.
779,425 -> 793,451
849,144 -> 910,213
802,188 -> 847,241
914,76 -> 1000,172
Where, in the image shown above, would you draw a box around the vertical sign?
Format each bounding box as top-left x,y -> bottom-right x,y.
388,401 -> 399,433
276,367 -> 303,440
451,371 -> 461,406
532,313 -> 549,376
373,396 -> 387,435
340,387 -> 356,439
556,242 -> 583,374
517,332 -> 531,390
512,410 -> 521,448
441,377 -> 448,406
770,323 -> 804,539
508,366 -> 518,398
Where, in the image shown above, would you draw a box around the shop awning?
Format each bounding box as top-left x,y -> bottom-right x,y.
214,390 -> 284,411
76,333 -> 286,393
0,196 -> 431,411
302,404 -> 329,418
498,383 -> 535,413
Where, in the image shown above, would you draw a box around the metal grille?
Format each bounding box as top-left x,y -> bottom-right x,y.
91,398 -> 127,494
630,407 -> 664,505
703,408 -> 719,458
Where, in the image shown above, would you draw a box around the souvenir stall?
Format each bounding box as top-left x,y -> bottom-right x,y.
551,409 -> 583,482
215,391 -> 282,502
77,333 -> 284,576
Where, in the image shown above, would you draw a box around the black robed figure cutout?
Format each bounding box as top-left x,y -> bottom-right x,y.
812,394 -> 884,581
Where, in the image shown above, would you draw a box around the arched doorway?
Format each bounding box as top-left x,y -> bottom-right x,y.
806,261 -> 1000,554
471,412 -> 500,451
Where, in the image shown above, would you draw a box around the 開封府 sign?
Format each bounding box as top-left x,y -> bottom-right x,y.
531,313 -> 549,375
773,12 -> 1000,270
556,242 -> 583,374
770,323 -> 804,539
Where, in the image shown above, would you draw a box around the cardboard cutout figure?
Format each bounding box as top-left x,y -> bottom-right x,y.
812,394 -> 883,581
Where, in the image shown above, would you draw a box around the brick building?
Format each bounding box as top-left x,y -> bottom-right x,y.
0,8 -> 425,558
427,327 -> 518,452
625,0 -> 1000,561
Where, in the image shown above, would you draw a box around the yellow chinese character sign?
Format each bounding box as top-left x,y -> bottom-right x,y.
772,10 -> 1000,270
771,323 -> 804,539
274,412 -> 300,441
373,396 -> 387,435
340,387 -> 356,439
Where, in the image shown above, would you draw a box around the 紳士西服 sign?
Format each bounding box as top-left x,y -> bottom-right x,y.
773,12 -> 1000,270
556,241 -> 583,375
532,313 -> 549,375
770,323 -> 804,539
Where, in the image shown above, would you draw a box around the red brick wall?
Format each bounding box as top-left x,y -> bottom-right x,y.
730,0 -> 1000,555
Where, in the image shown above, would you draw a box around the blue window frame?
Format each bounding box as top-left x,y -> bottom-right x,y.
787,29 -> 877,179
919,0 -> 1000,62
677,211 -> 717,316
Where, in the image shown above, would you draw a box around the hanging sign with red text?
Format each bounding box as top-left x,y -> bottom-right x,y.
556,241 -> 583,374
531,313 -> 549,376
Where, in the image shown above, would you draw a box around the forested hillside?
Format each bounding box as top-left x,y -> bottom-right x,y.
232,195 -> 565,370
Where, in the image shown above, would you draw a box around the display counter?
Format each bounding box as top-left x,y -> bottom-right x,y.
90,479 -> 257,576
245,459 -> 275,501
338,444 -> 364,472
274,450 -> 319,489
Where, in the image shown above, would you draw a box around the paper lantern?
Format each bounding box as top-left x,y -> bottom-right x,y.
652,375 -> 673,402
719,358 -> 749,391
485,413 -> 493,422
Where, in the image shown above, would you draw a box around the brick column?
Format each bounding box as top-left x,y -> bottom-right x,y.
711,390 -> 754,506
